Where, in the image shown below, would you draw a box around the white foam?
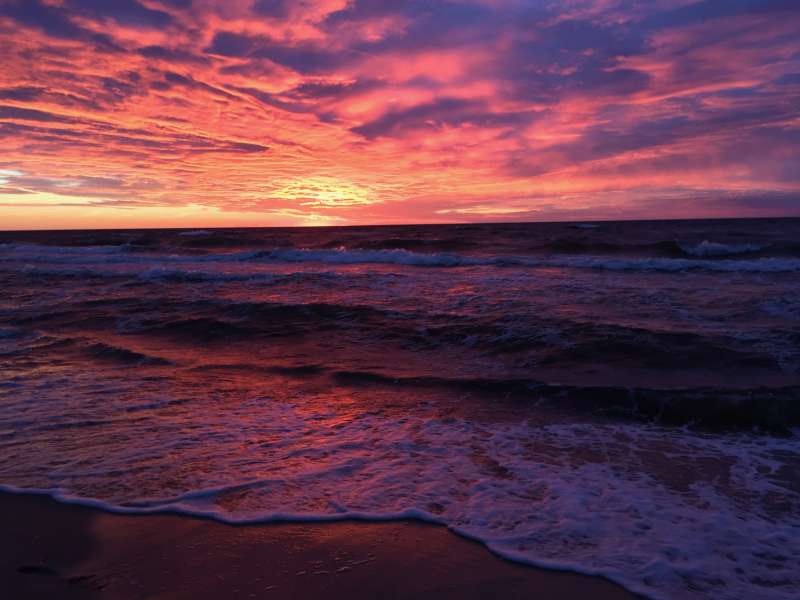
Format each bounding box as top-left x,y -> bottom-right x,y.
679,240 -> 765,257
1,383 -> 798,600
540,255 -> 800,272
259,248 -> 800,273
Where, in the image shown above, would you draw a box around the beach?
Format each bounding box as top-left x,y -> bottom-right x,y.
2,491 -> 636,599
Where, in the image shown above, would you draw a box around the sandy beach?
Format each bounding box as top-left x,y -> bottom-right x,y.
1,492 -> 637,599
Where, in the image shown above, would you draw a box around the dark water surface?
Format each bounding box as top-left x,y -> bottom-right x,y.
1,219 -> 799,599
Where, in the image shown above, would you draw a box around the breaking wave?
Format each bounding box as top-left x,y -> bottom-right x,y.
255,247 -> 800,273
4,241 -> 800,272
678,240 -> 766,257
326,369 -> 800,429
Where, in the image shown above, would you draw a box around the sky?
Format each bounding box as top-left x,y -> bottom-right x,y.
0,0 -> 799,229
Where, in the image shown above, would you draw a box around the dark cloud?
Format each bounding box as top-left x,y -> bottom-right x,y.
206,32 -> 341,74
352,98 -> 537,139
225,85 -> 310,114
64,0 -> 174,29
724,190 -> 800,211
154,71 -> 238,100
324,0 -> 491,34
158,0 -> 193,7
645,0 -> 799,30
226,141 -> 269,153
206,31 -> 257,57
774,73 -> 800,86
322,0 -> 505,65
98,73 -> 147,105
0,172 -> 168,203
138,45 -> 209,65
0,86 -> 43,101
252,0 -> 289,19
0,0 -> 87,39
0,112 -> 269,156
508,95 -> 800,178
0,105 -> 75,122
207,1 -> 500,75
288,79 -> 383,100
218,60 -> 280,78
0,0 -> 126,51
250,43 -> 341,74
498,18 -> 649,105
0,79 -> 135,113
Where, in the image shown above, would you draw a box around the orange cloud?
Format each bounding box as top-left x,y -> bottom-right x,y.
0,0 -> 798,229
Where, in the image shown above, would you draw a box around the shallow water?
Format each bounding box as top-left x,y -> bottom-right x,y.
1,219 -> 799,599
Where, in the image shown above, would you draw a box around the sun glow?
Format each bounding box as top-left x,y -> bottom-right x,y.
269,177 -> 378,208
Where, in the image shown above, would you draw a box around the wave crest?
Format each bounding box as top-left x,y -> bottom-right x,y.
678,240 -> 766,257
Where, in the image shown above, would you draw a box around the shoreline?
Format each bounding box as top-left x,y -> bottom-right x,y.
1,490 -> 639,599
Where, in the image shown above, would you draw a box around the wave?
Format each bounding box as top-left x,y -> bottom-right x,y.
18,294 -> 789,378
341,236 -> 478,252
230,247 -> 800,272
117,316 -> 251,340
0,242 -> 254,262
399,317 -> 784,372
187,361 -> 800,429
115,300 -> 400,341
252,248 -> 800,272
678,240 -> 766,257
537,239 -> 775,258
137,267 -> 277,284
328,370 -> 800,430
0,327 -> 25,340
256,247 -> 471,266
0,242 -> 128,255
13,264 -> 269,283
571,223 -> 600,229
5,241 -> 800,272
2,334 -> 174,366
8,264 -> 378,286
84,342 -> 172,366
136,268 -> 392,286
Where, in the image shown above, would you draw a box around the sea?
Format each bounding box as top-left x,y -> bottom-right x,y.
1,218 -> 799,599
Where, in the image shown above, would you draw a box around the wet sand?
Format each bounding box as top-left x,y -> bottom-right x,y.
1,491 -> 638,599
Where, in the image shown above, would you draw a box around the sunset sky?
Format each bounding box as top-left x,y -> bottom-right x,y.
1,0 -> 799,229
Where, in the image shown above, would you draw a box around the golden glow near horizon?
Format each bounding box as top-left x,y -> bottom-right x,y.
0,1 -> 798,229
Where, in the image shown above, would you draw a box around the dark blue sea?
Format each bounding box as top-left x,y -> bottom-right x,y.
1,218 -> 799,599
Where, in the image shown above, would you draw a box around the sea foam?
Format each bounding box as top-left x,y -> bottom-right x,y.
0,406 -> 797,600
256,247 -> 800,273
678,240 -> 766,257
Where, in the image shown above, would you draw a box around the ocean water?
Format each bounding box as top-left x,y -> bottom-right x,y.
1,218 -> 799,599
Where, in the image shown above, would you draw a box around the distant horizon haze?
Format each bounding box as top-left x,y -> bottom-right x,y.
3,211 -> 800,233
